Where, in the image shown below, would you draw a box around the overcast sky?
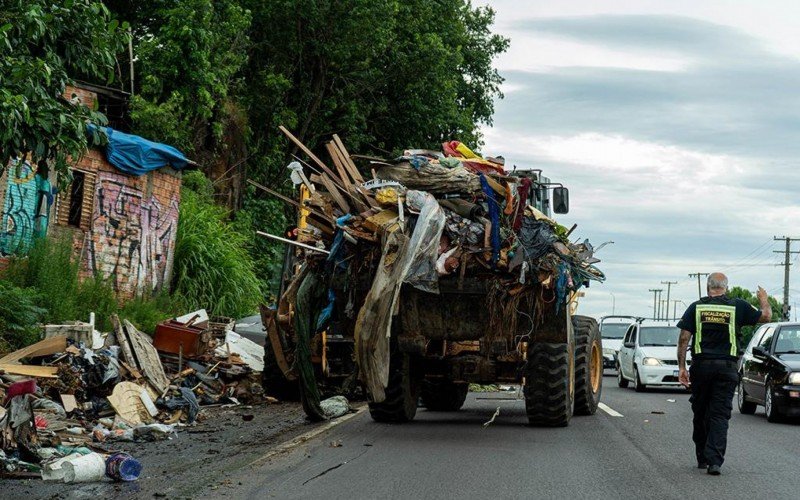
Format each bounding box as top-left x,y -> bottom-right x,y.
477,1 -> 800,321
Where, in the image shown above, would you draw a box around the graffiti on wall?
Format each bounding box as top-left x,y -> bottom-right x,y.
87,172 -> 179,295
0,160 -> 50,256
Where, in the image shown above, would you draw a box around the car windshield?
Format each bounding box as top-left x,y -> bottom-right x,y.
600,323 -> 630,339
639,327 -> 680,346
774,327 -> 800,354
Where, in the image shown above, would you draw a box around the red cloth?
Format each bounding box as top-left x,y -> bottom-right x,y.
4,379 -> 37,404
513,178 -> 533,232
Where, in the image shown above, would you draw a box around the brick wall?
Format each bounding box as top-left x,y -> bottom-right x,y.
65,150 -> 182,299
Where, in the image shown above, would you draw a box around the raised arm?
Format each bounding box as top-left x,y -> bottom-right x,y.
756,286 -> 772,323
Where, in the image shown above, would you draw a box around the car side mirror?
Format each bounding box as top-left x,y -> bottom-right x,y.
623,342 -> 634,349
752,346 -> 768,358
553,187 -> 569,214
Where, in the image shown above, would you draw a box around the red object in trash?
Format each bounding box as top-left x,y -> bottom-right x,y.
153,320 -> 210,357
35,415 -> 48,429
3,379 -> 37,404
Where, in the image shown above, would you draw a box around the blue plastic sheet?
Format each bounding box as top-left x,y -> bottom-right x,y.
479,174 -> 501,267
87,124 -> 191,176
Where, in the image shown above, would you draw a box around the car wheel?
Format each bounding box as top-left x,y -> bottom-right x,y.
634,366 -> 646,392
737,378 -> 757,414
765,381 -> 782,423
617,363 -> 629,388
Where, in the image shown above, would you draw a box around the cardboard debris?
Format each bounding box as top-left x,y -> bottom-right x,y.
60,394 -> 78,413
107,382 -> 153,426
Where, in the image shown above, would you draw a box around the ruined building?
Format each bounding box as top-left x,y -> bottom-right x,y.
0,84 -> 186,298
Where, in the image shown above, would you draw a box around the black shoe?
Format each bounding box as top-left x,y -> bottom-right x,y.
697,462 -> 708,469
707,465 -> 721,475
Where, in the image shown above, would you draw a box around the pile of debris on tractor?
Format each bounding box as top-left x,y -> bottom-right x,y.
256,128 -> 606,421
0,310 -> 289,483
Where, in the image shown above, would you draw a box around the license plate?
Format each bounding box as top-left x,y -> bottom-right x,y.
673,370 -> 679,377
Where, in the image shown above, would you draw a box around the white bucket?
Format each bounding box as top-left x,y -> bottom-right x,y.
61,453 -> 107,483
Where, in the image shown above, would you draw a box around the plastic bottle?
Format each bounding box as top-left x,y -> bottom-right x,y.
105,453 -> 142,482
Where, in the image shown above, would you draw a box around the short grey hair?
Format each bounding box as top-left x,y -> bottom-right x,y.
707,273 -> 728,290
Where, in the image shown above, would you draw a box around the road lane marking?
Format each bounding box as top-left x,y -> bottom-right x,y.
247,406 -> 367,468
598,402 -> 624,417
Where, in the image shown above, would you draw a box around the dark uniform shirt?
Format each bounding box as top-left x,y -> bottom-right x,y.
677,295 -> 762,361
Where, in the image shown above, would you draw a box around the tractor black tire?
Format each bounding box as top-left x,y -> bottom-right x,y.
524,342 -> 573,427
368,351 -> 419,423
573,315 -> 603,416
262,339 -> 299,401
421,380 -> 469,412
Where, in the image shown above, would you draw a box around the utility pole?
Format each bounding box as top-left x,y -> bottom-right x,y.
649,288 -> 662,320
672,299 -> 682,322
661,280 -> 677,321
773,236 -> 800,320
656,289 -> 664,319
688,273 -> 709,299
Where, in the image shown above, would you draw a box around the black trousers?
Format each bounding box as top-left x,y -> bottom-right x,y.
689,359 -> 738,466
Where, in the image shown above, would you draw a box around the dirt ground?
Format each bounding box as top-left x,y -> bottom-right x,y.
0,401 -> 317,499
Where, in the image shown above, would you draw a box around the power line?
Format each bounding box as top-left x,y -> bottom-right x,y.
688,272 -> 709,300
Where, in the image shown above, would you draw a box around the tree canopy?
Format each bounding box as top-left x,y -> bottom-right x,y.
728,286 -> 782,344
0,0 -> 126,184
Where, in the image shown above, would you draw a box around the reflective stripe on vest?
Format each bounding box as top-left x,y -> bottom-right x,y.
694,304 -> 737,356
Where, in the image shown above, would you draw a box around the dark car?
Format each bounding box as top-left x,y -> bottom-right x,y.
738,322 -> 800,422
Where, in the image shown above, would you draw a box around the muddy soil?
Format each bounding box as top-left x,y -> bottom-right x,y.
0,402 -> 317,499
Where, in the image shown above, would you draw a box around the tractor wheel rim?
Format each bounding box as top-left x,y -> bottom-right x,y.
590,342 -> 601,393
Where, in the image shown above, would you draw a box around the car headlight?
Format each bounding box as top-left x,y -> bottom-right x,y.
603,348 -> 617,356
642,357 -> 662,366
789,373 -> 800,385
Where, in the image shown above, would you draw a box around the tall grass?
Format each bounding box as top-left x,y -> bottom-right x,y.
172,172 -> 263,318
0,280 -> 46,353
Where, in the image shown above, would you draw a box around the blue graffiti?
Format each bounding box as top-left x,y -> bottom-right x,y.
0,160 -> 51,256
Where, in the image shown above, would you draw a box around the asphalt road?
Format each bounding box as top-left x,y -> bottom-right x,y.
225,373 -> 800,500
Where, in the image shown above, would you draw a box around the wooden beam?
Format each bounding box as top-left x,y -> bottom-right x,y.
247,179 -> 333,223
0,365 -> 59,378
326,142 -> 354,190
279,126 -> 347,188
332,134 -> 365,183
317,173 -> 351,213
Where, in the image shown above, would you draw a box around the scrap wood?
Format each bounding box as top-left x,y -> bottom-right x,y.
248,179 -> 334,224
279,125 -> 349,190
332,134 -> 365,183
122,320 -> 170,394
325,141 -> 355,191
0,365 -> 58,378
256,231 -> 331,255
0,336 -> 67,365
316,172 -> 351,213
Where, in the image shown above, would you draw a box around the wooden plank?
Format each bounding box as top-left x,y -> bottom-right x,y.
279,126 -> 347,188
123,320 -> 170,394
332,134 -> 365,183
247,179 -> 333,223
325,142 -> 354,190
112,315 -> 137,373
0,365 -> 59,378
0,336 -> 67,365
327,142 -> 379,209
317,173 -> 351,213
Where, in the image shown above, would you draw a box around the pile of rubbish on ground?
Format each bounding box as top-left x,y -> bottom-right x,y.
256,129 -> 606,419
0,310 -> 269,482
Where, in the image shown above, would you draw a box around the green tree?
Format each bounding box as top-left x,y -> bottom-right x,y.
0,0 -> 126,185
728,286 -> 781,344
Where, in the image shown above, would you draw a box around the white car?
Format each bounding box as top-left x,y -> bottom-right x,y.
600,316 -> 643,370
617,321 -> 691,391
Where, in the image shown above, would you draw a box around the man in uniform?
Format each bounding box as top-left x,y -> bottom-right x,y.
677,272 -> 771,475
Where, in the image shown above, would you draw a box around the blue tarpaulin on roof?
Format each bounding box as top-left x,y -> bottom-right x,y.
87,124 -> 191,176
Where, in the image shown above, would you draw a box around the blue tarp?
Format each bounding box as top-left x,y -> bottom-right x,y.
87,124 -> 191,176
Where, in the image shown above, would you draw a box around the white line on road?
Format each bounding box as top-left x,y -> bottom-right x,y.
598,402 -> 624,417
247,406 -> 367,468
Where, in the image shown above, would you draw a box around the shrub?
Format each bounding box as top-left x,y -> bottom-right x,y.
0,280 -> 46,353
172,173 -> 263,318
120,293 -> 182,335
